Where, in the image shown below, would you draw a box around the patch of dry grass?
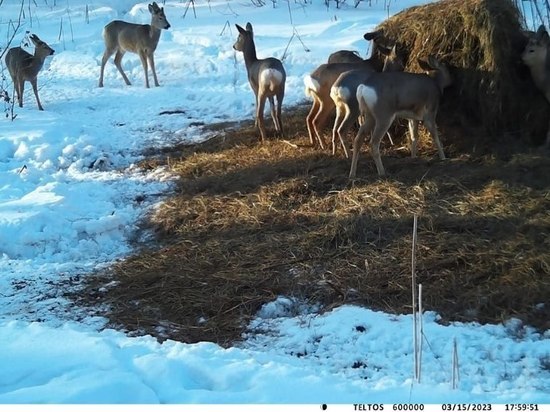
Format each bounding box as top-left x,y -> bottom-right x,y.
73,103 -> 550,345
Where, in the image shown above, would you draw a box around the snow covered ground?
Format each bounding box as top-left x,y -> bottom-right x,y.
0,0 -> 548,405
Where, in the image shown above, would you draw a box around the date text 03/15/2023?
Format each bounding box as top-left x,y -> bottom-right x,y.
349,404 -> 544,412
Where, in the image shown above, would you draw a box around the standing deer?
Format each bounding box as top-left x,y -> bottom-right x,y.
349,56 -> 452,178
522,24 -> 550,147
5,34 -> 55,111
304,34 -> 395,150
330,45 -> 403,158
233,22 -> 286,142
98,2 -> 171,88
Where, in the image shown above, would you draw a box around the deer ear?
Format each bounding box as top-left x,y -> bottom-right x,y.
236,24 -> 246,35
417,58 -> 431,71
246,22 -> 253,34
536,25 -> 550,44
364,30 -> 382,41
427,55 -> 441,69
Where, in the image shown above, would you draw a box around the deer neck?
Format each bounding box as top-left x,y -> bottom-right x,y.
148,24 -> 162,44
431,70 -> 451,95
28,53 -> 48,74
528,62 -> 549,93
242,40 -> 258,73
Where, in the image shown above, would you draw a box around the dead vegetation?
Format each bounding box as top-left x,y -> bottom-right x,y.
74,102 -> 550,346
376,0 -> 548,145
73,0 -> 550,346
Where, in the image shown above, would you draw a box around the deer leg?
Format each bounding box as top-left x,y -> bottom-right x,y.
337,104 -> 358,159
370,117 -> 394,177
306,99 -> 322,148
148,54 -> 160,87
250,87 -> 258,128
313,99 -> 334,150
332,104 -> 344,156
15,80 -> 23,107
408,119 -> 419,158
256,92 -> 268,142
30,78 -> 44,111
268,96 -> 278,135
276,91 -> 284,138
424,116 -> 445,160
98,48 -> 115,87
349,113 -> 375,179
138,51 -> 150,88
113,51 -> 131,86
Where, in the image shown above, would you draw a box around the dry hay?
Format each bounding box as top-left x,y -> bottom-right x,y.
376,0 -> 548,148
73,106 -> 550,345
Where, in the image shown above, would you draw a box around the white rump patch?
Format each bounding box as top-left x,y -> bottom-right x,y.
330,85 -> 351,103
303,75 -> 321,98
260,68 -> 284,92
357,84 -> 377,111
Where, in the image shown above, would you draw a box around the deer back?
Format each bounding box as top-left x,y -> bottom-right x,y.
327,30 -> 388,65
5,34 -> 54,81
103,2 -> 170,55
331,45 -> 404,104
307,60 -> 379,97
358,60 -> 450,120
328,50 -> 363,64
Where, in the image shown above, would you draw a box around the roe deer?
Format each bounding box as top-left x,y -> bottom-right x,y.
5,34 -> 55,111
98,2 -> 171,88
327,31 -> 385,64
349,56 -> 452,178
330,45 -> 403,158
304,32 -> 393,149
522,24 -> 550,147
233,22 -> 286,142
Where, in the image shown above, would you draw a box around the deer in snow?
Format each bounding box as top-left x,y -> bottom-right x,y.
233,22 -> 286,142
5,34 -> 55,111
349,56 -> 452,178
330,45 -> 404,158
98,2 -> 171,88
521,24 -> 550,147
304,33 -> 397,150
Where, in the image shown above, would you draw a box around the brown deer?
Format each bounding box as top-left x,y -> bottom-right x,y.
522,24 -> 550,147
330,45 -> 404,158
233,22 -> 286,142
5,34 -> 55,111
98,2 -> 171,88
349,56 -> 452,178
304,32 -> 393,149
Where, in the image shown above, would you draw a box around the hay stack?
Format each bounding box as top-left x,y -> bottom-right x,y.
377,0 -> 547,147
